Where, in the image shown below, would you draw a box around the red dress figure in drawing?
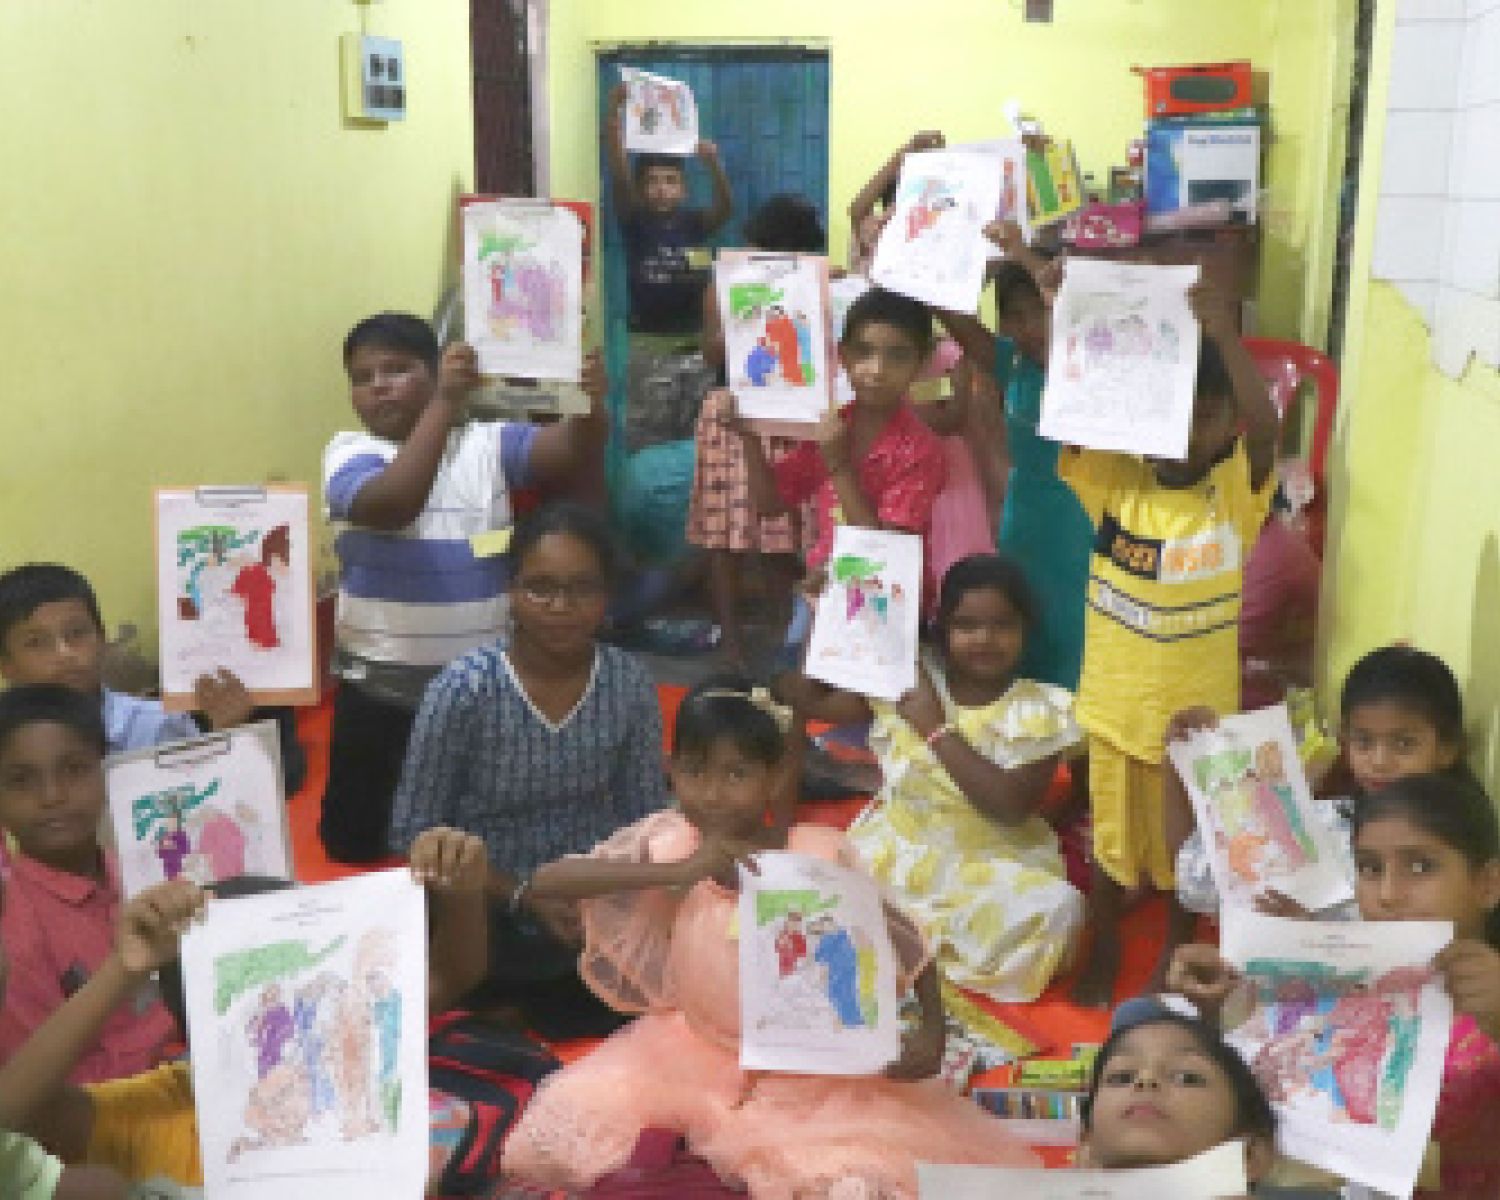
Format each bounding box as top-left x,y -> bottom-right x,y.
1250,741 -> 1313,867
775,912 -> 808,977
1327,989 -> 1393,1125
764,306 -> 805,386
333,969 -> 381,1139
233,524 -> 290,650
196,808 -> 248,881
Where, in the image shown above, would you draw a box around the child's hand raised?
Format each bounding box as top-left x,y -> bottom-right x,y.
982,220 -> 1026,258
1164,706 -> 1219,745
579,349 -> 609,416
1035,255 -> 1065,307
1164,943 -> 1241,1021
906,130 -> 945,154
1188,274 -> 1238,343
896,665 -> 945,741
195,668 -> 253,732
1253,889 -> 1313,920
438,342 -> 482,407
675,833 -> 764,891
884,1017 -> 945,1081
696,139 -> 720,164
811,408 -> 851,472
1435,939 -> 1500,1042
409,827 -> 489,894
117,879 -> 206,978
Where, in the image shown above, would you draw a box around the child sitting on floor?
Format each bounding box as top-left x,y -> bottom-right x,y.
500,678 -> 1038,1198
318,312 -> 606,864
4,829 -> 490,1195
779,554 -> 1083,1001
0,685 -> 179,1083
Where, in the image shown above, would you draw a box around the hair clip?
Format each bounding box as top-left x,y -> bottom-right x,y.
697,686 -> 795,734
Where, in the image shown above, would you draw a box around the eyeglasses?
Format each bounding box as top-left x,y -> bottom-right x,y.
515,578 -> 610,607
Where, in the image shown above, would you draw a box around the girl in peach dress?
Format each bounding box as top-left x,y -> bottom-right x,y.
501,678 -> 1037,1198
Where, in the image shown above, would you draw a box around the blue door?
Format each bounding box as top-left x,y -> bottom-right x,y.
596,46 -> 829,561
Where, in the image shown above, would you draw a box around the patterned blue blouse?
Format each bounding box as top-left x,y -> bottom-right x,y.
388,639 -> 671,872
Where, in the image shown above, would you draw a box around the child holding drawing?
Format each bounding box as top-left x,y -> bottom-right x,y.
1168,772 -> 1500,1197
0,828 -> 492,1194
1055,275 -> 1280,1007
499,677 -> 1038,1197
318,312 -> 607,864
777,554 -> 1084,1001
735,286 -> 948,635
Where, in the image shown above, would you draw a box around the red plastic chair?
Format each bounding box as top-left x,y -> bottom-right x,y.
1242,337 -> 1339,556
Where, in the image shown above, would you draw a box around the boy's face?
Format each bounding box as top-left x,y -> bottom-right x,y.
0,599 -> 106,695
839,321 -> 925,414
347,344 -> 437,442
998,291 -> 1049,366
0,721 -> 107,872
1148,390 -> 1236,488
640,164 -> 687,213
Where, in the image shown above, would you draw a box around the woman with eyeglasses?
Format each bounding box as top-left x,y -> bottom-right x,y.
388,502 -> 671,1038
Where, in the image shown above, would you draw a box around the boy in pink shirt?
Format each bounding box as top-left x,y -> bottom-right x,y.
0,685 -> 176,1084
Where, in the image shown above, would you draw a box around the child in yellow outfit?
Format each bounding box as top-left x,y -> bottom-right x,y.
1061,279 -> 1278,1006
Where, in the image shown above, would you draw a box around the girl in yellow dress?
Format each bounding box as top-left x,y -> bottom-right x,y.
782,553 -> 1084,1001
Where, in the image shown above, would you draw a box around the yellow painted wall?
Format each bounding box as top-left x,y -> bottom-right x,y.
0,1 -> 474,649
546,0 -> 1346,344
1321,1 -> 1500,792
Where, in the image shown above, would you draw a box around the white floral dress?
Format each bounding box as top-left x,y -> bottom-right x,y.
850,661 -> 1085,1001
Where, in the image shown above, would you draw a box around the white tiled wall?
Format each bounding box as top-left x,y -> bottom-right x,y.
1374,0 -> 1500,374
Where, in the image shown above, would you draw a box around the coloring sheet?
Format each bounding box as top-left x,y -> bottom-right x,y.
739,851 -> 901,1075
952,138 -> 1032,252
1167,705 -> 1353,913
828,272 -> 872,407
1039,258 -> 1201,460
106,720 -> 292,899
621,66 -> 699,155
155,487 -> 317,710
181,870 -> 428,1200
918,1140 -> 1248,1198
716,251 -> 832,425
1221,911 -> 1454,1198
870,147 -> 1004,312
462,200 -> 584,382
804,527 -> 923,702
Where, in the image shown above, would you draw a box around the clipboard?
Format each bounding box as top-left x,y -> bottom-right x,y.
715,250 -> 835,440
104,718 -> 294,899
154,484 -> 319,711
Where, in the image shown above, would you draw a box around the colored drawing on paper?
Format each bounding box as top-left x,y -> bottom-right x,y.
1220,911 -> 1454,1198
716,252 -> 831,425
739,852 -> 901,1075
621,67 -> 699,156
462,202 -> 583,382
805,528 -> 923,702
175,523 -> 290,652
181,871 -> 428,1200
1167,706 -> 1352,913
1039,258 -> 1201,460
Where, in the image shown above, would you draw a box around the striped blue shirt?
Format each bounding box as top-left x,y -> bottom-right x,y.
387,639 -> 671,871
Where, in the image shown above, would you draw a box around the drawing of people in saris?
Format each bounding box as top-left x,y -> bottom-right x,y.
193,806 -> 248,882
248,983 -> 296,1080
764,306 -> 806,386
232,524 -> 289,651
1114,314 -> 1152,357
791,310 -> 816,385
228,1056 -> 313,1162
811,915 -> 865,1028
293,975 -> 339,1117
350,928 -> 401,1134
775,912 -> 808,977
1251,741 -> 1316,864
745,338 -> 777,387
1154,317 -> 1181,363
905,179 -> 955,242
154,812 -> 192,882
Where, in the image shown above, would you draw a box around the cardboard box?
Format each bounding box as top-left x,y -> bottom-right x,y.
1146,121 -> 1261,224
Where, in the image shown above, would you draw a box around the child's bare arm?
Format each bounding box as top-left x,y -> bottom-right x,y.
410,828 -> 491,1013
884,958 -> 945,1080
849,131 -> 943,231
604,83 -> 639,213
193,668 -> 254,731
525,350 -> 610,487
529,836 -> 755,903
699,140 -> 734,234
772,671 -> 875,728
1190,279 -> 1277,490
1162,707 -> 1218,855
812,409 -> 881,529
934,310 -> 996,377
348,343 -> 476,530
0,881 -> 206,1156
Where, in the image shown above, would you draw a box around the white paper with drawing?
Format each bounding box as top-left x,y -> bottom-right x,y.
106,720 -> 292,900
1220,911 -> 1453,1199
462,201 -> 584,382
804,527 -> 923,702
155,487 -> 317,709
870,148 -> 1003,312
738,851 -> 901,1075
829,273 -> 872,406
180,870 -> 428,1200
918,1139 -> 1248,1198
621,67 -> 699,155
1040,258 -> 1201,459
1167,705 -> 1352,914
716,251 -> 832,425
951,137 -> 1032,252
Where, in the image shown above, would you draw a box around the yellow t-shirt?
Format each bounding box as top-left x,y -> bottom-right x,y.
83,1061 -> 202,1187
1061,441 -> 1274,761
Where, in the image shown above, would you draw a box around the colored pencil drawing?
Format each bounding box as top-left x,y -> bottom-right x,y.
107,720 -> 292,898
1039,258 -> 1202,460
739,852 -> 901,1075
181,871 -> 428,1200
805,529 -> 922,702
1167,705 -> 1353,913
621,67 -> 699,156
716,252 -> 831,425
870,148 -> 1003,312
461,202 -> 584,382
156,489 -> 315,702
1220,912 -> 1454,1198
